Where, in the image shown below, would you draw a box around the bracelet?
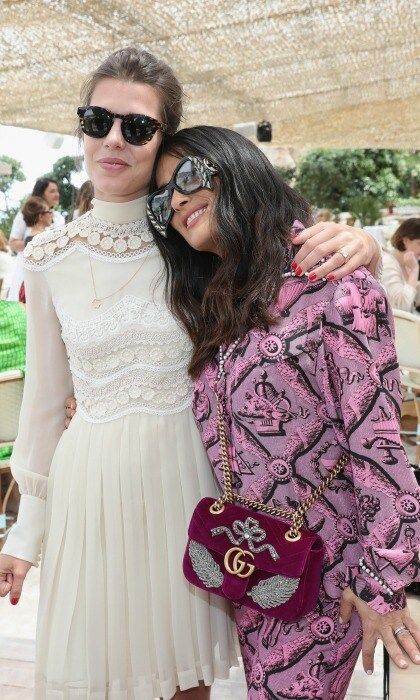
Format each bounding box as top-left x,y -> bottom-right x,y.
358,557 -> 394,596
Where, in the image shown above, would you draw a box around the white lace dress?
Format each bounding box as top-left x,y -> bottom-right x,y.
2,196 -> 237,699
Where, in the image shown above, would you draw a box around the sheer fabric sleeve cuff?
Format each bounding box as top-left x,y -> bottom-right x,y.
2,494 -> 45,566
10,465 -> 48,500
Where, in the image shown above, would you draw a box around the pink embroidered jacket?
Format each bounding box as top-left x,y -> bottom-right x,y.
193,268 -> 420,614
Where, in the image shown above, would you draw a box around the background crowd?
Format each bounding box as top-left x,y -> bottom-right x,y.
0,164 -> 419,378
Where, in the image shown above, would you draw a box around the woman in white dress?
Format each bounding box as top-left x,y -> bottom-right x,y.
0,48 -> 236,700
0,47 -> 380,699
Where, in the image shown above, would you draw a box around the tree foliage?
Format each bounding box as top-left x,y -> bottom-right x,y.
347,195 -> 381,226
0,156 -> 25,236
0,205 -> 21,239
0,155 -> 25,211
294,149 -> 418,215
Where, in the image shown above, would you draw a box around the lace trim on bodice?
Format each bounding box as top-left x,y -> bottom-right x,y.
54,295 -> 194,422
76,368 -> 193,422
23,210 -> 155,270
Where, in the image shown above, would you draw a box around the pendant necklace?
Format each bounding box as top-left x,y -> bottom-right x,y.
89,249 -> 150,309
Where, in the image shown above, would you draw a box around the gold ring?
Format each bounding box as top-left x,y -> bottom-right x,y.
338,247 -> 350,261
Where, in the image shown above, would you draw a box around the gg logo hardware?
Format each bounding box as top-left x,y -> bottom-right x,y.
224,547 -> 255,578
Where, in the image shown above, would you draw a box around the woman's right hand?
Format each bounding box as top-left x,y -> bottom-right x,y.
65,397 -> 77,428
403,251 -> 420,285
0,553 -> 32,604
340,587 -> 420,673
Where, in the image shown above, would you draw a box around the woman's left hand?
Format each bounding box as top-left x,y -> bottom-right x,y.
291,222 -> 381,281
340,586 -> 420,673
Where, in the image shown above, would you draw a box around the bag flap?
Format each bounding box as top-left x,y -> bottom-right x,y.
189,498 -> 323,577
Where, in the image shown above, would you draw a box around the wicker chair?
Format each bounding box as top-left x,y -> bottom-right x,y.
392,309 -> 420,466
0,369 -> 24,539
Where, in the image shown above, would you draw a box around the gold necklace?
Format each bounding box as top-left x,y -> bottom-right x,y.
89,250 -> 151,309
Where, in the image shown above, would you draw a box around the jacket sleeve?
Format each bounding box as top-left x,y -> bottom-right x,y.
319,271 -> 420,613
2,268 -> 73,566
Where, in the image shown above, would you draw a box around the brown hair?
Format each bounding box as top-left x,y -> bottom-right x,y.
391,218 -> 420,251
22,196 -> 50,227
78,47 -> 183,137
74,180 -> 94,216
151,126 -> 312,378
0,230 -> 8,253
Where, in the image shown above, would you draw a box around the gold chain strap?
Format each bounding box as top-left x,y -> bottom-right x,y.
211,397 -> 348,540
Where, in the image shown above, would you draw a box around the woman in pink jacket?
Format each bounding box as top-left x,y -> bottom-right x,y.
146,125 -> 420,699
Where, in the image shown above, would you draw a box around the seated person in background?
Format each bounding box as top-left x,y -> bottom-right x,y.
315,207 -> 333,223
21,196 -> 54,247
0,298 -> 26,462
8,181 -> 60,301
17,197 -> 54,304
8,177 -> 63,253
382,218 -> 420,312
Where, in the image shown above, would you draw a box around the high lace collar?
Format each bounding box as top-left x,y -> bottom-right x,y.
92,195 -> 148,225
23,194 -> 154,270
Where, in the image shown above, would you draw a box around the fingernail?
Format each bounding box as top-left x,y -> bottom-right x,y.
399,660 -> 408,668
415,654 -> 420,662
291,261 -> 297,270
295,266 -> 303,276
10,597 -> 19,605
327,274 -> 335,281
366,670 -> 373,675
339,616 -> 344,625
308,272 -> 317,282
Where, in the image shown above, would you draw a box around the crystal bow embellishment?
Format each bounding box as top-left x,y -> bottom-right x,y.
211,517 -> 280,561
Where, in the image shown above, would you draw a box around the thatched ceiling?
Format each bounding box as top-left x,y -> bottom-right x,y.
0,0 -> 418,148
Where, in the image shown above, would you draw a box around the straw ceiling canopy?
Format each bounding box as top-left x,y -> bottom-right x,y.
0,0 -> 419,148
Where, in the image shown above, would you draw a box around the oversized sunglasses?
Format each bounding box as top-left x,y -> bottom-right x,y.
147,156 -> 218,236
77,106 -> 166,146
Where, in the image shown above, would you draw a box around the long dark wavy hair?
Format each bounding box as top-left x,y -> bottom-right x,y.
150,126 -> 312,378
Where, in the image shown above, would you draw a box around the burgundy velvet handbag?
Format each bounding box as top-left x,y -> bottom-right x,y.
183,376 -> 348,620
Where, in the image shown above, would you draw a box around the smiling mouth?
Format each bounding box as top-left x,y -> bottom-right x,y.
186,206 -> 208,229
98,158 -> 129,170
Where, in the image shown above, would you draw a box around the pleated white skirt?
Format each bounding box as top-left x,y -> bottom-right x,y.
34,410 -> 238,699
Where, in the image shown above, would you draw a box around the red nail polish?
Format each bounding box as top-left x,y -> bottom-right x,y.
308,272 -> 317,282
11,597 -> 19,605
295,266 -> 303,276
327,273 -> 335,281
291,261 -> 297,271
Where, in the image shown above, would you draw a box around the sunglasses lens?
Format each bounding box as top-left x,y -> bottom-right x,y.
122,115 -> 157,145
175,160 -> 203,193
150,190 -> 172,225
81,107 -> 112,138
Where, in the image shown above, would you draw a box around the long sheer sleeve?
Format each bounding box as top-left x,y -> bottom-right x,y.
320,272 -> 420,613
2,268 -> 73,566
